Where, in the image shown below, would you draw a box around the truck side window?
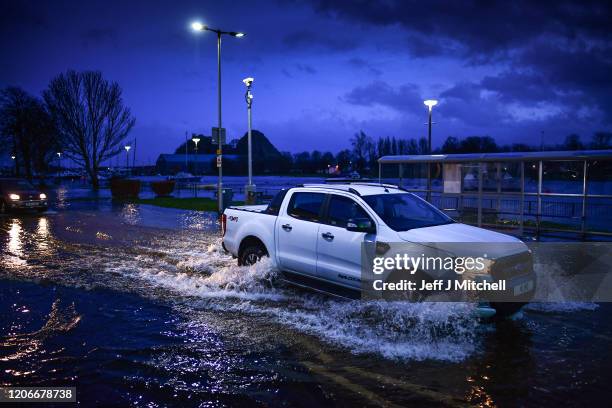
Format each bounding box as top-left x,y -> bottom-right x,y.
287,192 -> 326,222
327,195 -> 371,228
265,189 -> 288,215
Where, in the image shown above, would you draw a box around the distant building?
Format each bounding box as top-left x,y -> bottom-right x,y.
155,154 -> 239,175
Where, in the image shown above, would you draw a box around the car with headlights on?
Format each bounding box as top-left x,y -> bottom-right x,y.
0,178 -> 48,214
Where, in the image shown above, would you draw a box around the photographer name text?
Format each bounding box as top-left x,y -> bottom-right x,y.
372,279 -> 506,291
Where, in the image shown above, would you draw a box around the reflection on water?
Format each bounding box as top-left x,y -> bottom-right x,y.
6,218 -> 26,267
36,217 -> 50,252
1,299 -> 81,381
120,203 -> 141,225
54,185 -> 69,209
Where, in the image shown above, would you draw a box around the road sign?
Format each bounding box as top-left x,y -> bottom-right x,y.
212,127 -> 226,145
216,155 -> 222,168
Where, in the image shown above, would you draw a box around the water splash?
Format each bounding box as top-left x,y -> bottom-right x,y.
104,239 -> 480,362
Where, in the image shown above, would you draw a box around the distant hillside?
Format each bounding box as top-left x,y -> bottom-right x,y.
235,130 -> 282,159
170,130 -> 290,174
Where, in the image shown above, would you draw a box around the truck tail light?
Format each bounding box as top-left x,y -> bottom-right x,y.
221,214 -> 227,236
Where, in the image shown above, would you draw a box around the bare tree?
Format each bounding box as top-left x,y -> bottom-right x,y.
350,130 -> 373,171
0,87 -> 58,179
44,70 -> 135,189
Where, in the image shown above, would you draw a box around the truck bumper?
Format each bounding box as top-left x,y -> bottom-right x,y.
8,200 -> 48,211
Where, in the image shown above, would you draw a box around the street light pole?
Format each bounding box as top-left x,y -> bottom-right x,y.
216,31 -> 223,213
191,21 -> 244,214
243,77 -> 255,203
423,99 -> 438,202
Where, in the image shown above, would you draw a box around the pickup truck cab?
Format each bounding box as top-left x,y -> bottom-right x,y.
222,183 -> 534,317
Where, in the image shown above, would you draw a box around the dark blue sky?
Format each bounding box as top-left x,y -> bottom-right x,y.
1,0 -> 611,164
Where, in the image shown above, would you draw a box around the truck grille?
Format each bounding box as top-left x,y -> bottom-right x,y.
491,251 -> 533,280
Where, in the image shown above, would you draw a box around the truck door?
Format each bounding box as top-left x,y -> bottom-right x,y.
275,191 -> 325,276
316,194 -> 376,288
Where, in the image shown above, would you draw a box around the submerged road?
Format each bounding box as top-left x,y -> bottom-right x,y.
1,202 -> 611,406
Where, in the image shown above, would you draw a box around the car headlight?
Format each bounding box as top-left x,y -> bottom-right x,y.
39,193 -> 47,199
9,194 -> 20,200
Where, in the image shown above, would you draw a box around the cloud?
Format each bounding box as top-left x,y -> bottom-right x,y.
308,0 -> 612,125
282,29 -> 358,51
295,63 -> 317,74
309,0 -> 612,58
347,57 -> 382,76
343,81 -> 422,113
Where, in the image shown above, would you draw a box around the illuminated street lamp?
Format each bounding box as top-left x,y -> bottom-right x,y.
191,20 -> 245,214
192,136 -> 201,176
124,145 -> 131,170
423,99 -> 438,202
57,152 -> 62,176
243,77 -> 255,203
192,136 -> 201,153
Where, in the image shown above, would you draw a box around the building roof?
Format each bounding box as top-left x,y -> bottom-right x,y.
378,149 -> 612,164
157,154 -> 240,163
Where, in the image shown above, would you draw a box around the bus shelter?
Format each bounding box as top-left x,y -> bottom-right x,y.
377,150 -> 612,238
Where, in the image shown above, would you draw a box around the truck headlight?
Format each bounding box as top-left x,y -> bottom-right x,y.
480,258 -> 495,275
9,194 -> 20,200
39,193 -> 47,199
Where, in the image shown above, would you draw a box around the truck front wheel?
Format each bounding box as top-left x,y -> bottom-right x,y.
490,302 -> 525,317
239,244 -> 267,266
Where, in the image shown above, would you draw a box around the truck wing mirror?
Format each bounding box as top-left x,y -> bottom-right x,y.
346,218 -> 376,234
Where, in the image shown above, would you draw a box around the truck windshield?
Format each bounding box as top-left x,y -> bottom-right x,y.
362,193 -> 453,231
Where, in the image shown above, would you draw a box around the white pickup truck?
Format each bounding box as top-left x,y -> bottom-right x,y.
222,183 -> 535,317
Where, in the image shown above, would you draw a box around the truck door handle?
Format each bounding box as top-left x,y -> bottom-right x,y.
322,232 -> 334,240
282,224 -> 292,231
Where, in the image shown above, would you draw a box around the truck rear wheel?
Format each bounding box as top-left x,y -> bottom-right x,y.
239,244 -> 267,266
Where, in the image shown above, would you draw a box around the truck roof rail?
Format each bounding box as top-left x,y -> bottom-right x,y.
324,179 -> 404,191
297,184 -> 362,196
325,178 -> 375,184
343,182 -> 409,193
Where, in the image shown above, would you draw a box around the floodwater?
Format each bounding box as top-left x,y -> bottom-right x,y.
1,199 -> 611,407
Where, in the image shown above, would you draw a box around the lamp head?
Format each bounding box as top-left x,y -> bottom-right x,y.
424,99 -> 438,111
124,145 -> 131,152
191,21 -> 206,32
232,32 -> 245,38
242,77 -> 254,87
192,137 -> 200,144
